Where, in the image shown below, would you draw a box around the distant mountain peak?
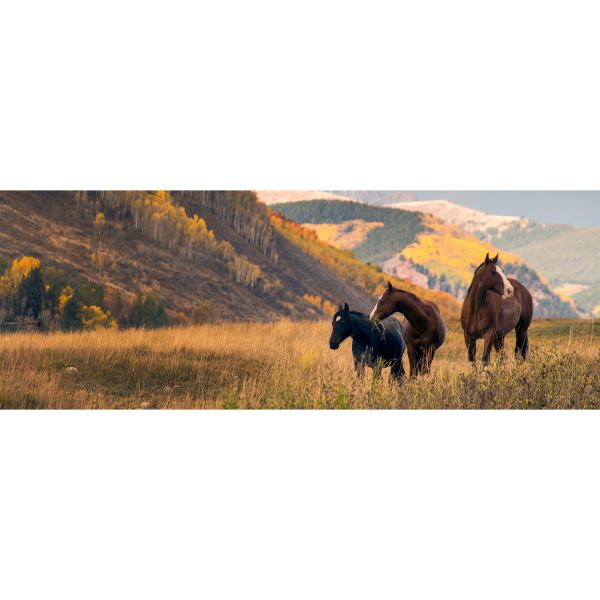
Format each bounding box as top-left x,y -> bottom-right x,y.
386,199 -> 529,238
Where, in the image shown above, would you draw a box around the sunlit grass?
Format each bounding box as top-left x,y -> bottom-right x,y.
1,319 -> 599,409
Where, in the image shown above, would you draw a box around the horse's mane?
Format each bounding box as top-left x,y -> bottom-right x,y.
467,262 -> 485,293
349,310 -> 369,320
390,288 -> 419,301
334,309 -> 369,320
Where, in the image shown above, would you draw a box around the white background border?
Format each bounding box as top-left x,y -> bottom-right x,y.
1,1 -> 600,599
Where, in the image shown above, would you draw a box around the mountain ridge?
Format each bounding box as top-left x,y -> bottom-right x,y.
259,189 -> 600,315
273,199 -> 578,318
386,199 -> 529,240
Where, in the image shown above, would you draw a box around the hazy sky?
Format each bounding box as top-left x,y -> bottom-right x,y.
406,191 -> 600,227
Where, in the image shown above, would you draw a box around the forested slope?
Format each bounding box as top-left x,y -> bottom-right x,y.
0,191 -> 458,329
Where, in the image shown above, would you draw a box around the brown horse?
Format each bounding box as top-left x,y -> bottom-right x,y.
461,253 -> 533,365
369,282 -> 446,376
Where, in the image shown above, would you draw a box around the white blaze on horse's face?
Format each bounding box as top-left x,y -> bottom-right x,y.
496,266 -> 515,299
369,294 -> 383,321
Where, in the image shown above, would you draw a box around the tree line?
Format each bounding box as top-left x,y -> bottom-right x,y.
0,255 -> 169,331
174,190 -> 279,262
273,200 -> 426,265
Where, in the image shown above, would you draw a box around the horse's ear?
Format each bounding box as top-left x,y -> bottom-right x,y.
387,281 -> 394,292
338,304 -> 343,312
344,302 -> 350,313
492,253 -> 499,263
485,253 -> 490,264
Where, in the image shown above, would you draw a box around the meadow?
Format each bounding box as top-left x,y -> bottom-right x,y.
1,319 -> 599,409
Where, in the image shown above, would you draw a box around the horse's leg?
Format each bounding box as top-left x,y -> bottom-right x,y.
494,334 -> 506,360
407,345 -> 418,377
466,335 -> 477,364
482,329 -> 496,365
413,347 -> 424,376
414,347 -> 429,376
429,348 -> 436,372
371,360 -> 383,382
354,356 -> 366,378
515,325 -> 529,360
422,346 -> 435,375
390,359 -> 405,383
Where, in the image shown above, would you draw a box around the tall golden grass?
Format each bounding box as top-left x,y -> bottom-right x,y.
1,319 -> 599,409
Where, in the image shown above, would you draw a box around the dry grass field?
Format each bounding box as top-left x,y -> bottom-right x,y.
1,319 -> 600,409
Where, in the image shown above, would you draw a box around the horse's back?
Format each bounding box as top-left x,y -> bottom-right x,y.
425,300 -> 446,347
351,314 -> 405,366
382,317 -> 405,347
376,317 -> 406,359
436,313 -> 447,347
425,300 -> 440,313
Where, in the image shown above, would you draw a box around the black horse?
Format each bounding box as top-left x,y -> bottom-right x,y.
329,303 -> 406,382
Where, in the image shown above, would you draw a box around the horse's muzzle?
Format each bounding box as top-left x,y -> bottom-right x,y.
503,286 -> 515,299
329,341 -> 340,350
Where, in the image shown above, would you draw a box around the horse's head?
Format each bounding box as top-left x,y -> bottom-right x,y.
369,281 -> 397,324
329,303 -> 353,350
473,253 -> 515,299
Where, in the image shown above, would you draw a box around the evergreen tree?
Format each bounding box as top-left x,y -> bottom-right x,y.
61,297 -> 83,331
74,284 -> 104,307
17,267 -> 45,319
129,294 -> 145,328
112,292 -> 128,328
129,293 -> 169,328
144,296 -> 168,328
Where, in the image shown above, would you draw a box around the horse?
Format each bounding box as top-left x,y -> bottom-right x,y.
329,303 -> 406,382
461,253 -> 533,365
369,282 -> 446,376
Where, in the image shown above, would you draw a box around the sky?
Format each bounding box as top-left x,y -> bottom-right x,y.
405,191 -> 600,227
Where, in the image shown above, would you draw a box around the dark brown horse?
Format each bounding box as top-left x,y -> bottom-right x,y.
461,253 -> 533,365
369,282 -> 446,376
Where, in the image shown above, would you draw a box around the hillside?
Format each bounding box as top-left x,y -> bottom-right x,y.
0,192 -> 458,328
269,210 -> 460,319
271,200 -> 425,264
273,200 -> 577,318
491,222 -> 600,315
387,197 -> 600,315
